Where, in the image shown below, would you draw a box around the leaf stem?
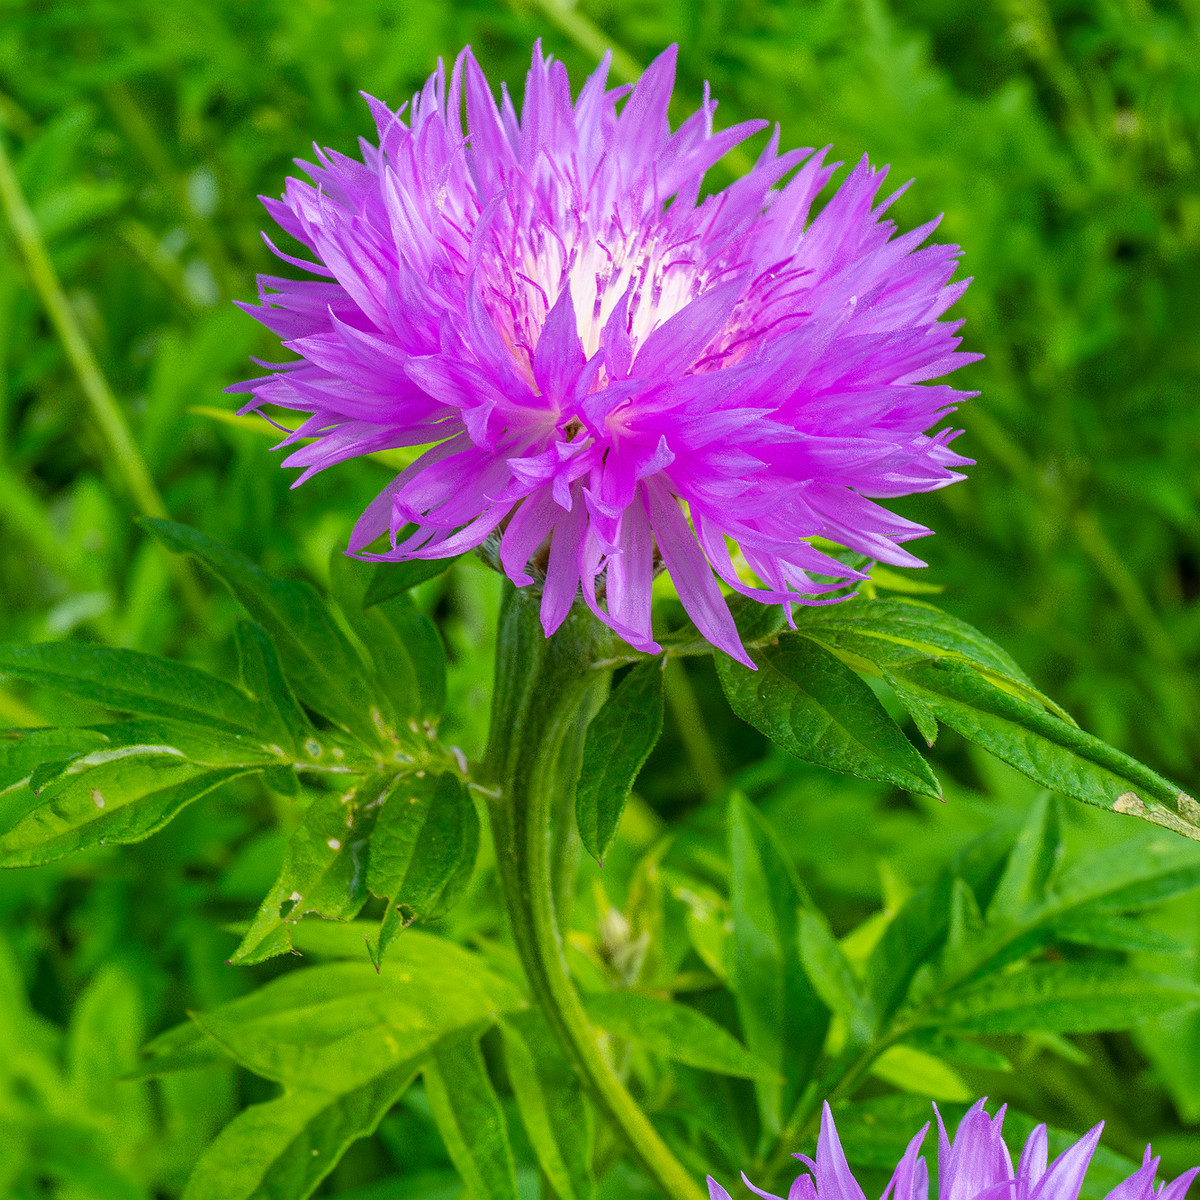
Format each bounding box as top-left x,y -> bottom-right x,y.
484,585 -> 707,1200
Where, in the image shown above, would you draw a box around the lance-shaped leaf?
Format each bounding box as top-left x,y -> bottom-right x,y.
0,735 -> 269,867
424,1030 -> 520,1200
887,657 -> 1199,837
716,637 -> 941,799
0,641 -> 264,735
230,777 -> 390,966
576,659 -> 664,863
728,794 -> 828,1135
799,910 -> 874,1041
364,771 -> 479,967
141,518 -> 382,744
330,554 -> 447,726
795,597 -> 1034,683
987,793 -> 1062,923
235,620 -> 312,754
365,555 -> 462,608
915,962 -> 1200,1034
500,1012 -> 593,1200
582,989 -> 777,1080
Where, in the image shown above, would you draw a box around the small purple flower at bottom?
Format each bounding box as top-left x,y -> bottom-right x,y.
712,1101 -> 1198,1200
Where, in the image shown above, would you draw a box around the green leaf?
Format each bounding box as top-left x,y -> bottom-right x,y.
181,1063 -> 421,1200
423,1031 -> 520,1200
0,726 -> 109,790
899,1030 -> 1013,1072
865,831 -> 1013,1024
500,1012 -> 593,1200
796,597 -> 1033,685
581,990 -> 777,1080
366,770 -> 479,934
0,744 -> 263,867
67,964 -> 150,1140
141,518 -> 381,744
1051,835 -> 1200,913
941,877 -> 986,979
917,962 -> 1200,1034
798,910 -> 872,1039
230,778 -> 389,965
886,658 -> 1198,836
1052,912 -> 1182,953
376,594 -> 447,721
576,659 -> 664,863
716,637 -> 941,799
365,556 -> 462,608
235,620 -> 312,754
0,640 -> 263,735
189,940 -> 521,1090
867,1044 -> 972,1101
728,794 -> 828,1135
329,554 -> 447,725
987,793 -> 1062,922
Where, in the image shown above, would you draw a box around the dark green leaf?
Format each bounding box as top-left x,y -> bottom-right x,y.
376,594 -> 447,721
576,659 -> 664,863
365,556 -> 461,608
796,597 -> 1033,685
917,963 -> 1200,1033
716,637 -> 941,799
235,620 -> 312,754
728,794 -> 828,1135
366,771 -> 479,932
887,658 -> 1198,836
140,519 -> 381,744
329,553 -> 447,725
230,778 -> 389,965
500,1012 -> 592,1200
0,641 -> 262,735
582,990 -> 777,1080
423,1031 -> 519,1200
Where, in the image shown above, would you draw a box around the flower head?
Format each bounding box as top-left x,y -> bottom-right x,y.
233,44 -> 977,664
714,1101 -> 1198,1200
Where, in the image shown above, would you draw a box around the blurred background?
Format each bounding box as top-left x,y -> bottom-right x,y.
0,0 -> 1198,1194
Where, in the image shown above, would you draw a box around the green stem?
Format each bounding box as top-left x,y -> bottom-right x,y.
484,585 -> 706,1200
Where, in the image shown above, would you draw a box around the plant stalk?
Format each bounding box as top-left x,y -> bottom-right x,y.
484,584 -> 706,1200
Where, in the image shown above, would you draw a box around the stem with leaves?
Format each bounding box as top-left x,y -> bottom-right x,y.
484,584 -> 707,1200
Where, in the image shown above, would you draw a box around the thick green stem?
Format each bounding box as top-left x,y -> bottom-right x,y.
484,585 -> 706,1200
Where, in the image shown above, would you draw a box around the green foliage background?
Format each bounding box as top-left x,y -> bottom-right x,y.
0,0 -> 1199,1195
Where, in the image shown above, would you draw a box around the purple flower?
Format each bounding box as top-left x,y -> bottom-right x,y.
232,44 -> 977,664
713,1101 -> 1198,1200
